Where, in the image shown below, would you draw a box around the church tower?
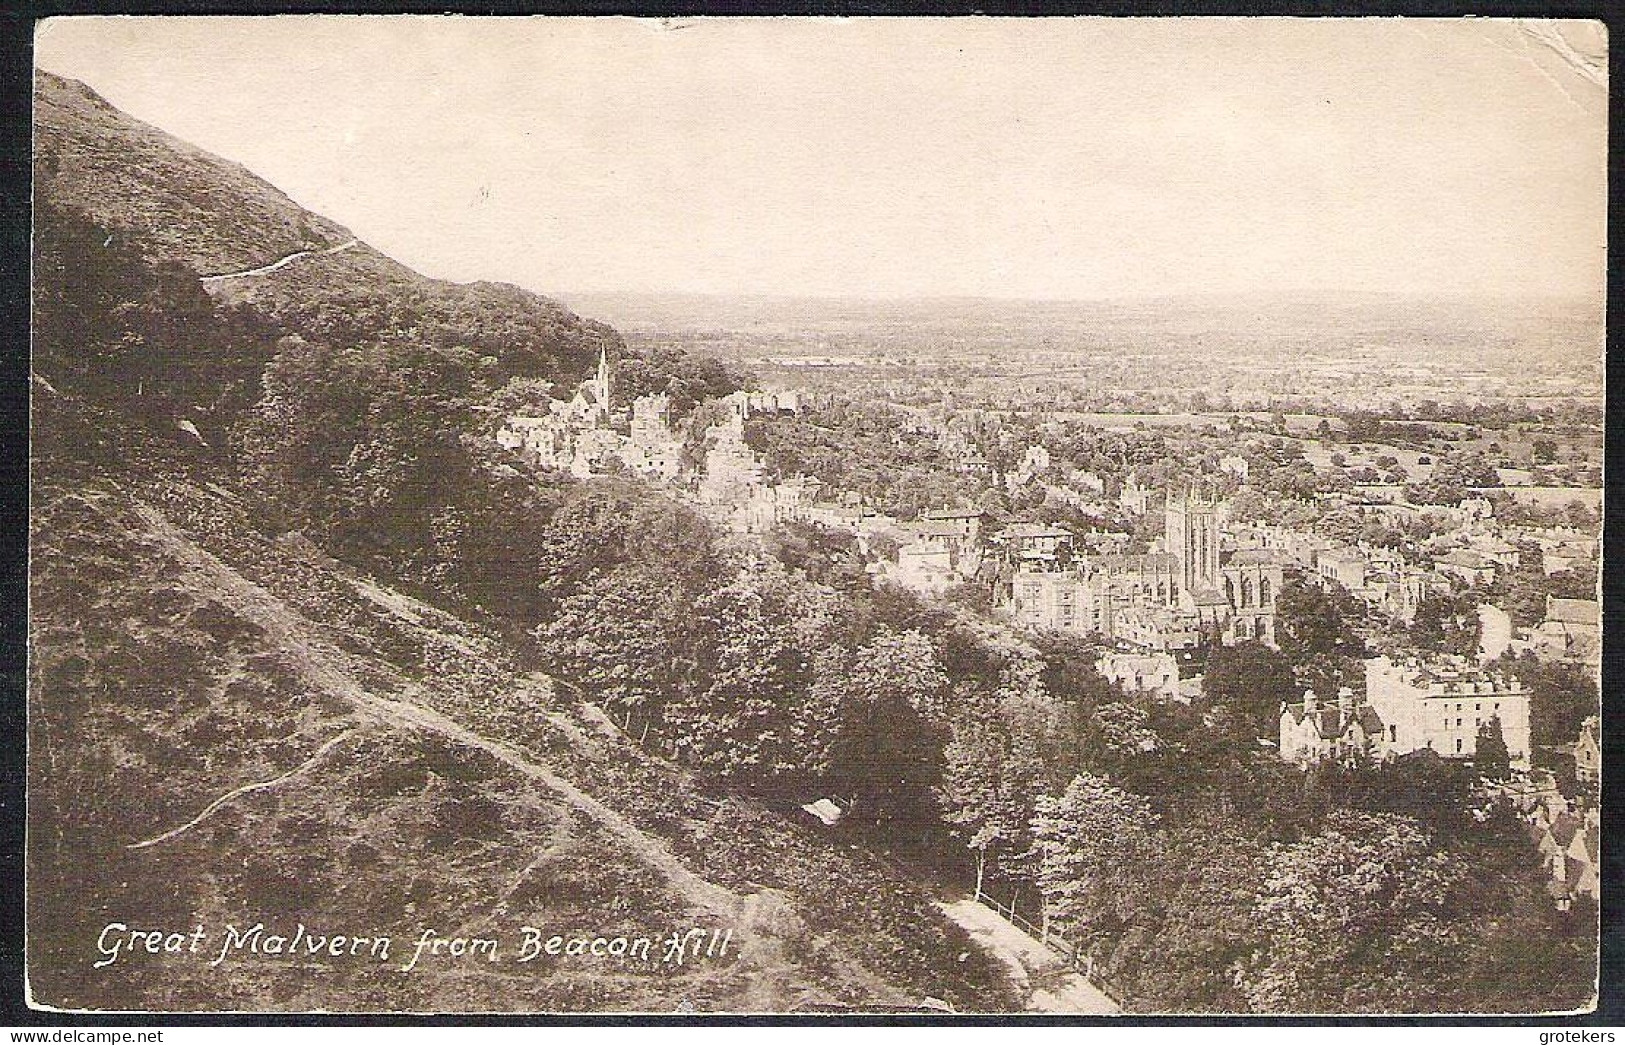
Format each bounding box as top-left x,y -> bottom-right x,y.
1165,487 -> 1219,594
594,343 -> 611,406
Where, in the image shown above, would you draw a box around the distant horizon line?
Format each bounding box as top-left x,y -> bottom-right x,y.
547,287 -> 1605,306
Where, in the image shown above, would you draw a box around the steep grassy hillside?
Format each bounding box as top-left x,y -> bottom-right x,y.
29,391 -> 1018,1013
34,71 -> 350,275
34,71 -> 620,388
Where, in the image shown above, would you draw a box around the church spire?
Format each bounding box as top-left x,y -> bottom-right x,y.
596,343 -> 610,402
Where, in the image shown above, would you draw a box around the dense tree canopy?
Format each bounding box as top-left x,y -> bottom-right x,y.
611,345 -> 748,417
1273,574 -> 1365,695
1410,590 -> 1483,660
1491,652 -> 1598,754
1029,773 -> 1160,944
1203,641 -> 1300,741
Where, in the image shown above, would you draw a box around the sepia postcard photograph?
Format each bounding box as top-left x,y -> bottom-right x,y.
25,15 -> 1605,1015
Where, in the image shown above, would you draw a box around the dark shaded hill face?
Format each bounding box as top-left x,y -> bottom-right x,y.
33,70 -> 620,388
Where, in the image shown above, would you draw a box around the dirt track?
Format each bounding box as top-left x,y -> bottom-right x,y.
937,898 -> 1121,1014
199,238 -> 357,283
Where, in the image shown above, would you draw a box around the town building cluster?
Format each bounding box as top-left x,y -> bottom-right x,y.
1296,529 -> 1599,671
495,350 -> 904,543
889,488 -> 1287,654
496,346 -> 688,481
1492,719 -> 1601,912
496,357 -> 1600,872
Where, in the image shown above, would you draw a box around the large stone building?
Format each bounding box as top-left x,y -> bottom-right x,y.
921,508 -> 988,543
1162,490 -> 1282,643
1316,545 -> 1368,591
1282,655 -> 1533,770
1279,687 -> 1385,765
696,412 -> 767,504
1528,596 -> 1602,667
1089,552 -> 1181,607
989,523 -> 1074,566
1001,486 -> 1282,650
1009,566 -> 1113,636
889,508 -> 989,591
1165,488 -> 1221,595
1220,550 -> 1279,645
1365,655 -> 1532,767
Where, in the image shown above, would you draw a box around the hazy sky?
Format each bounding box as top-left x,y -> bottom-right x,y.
36,16 -> 1607,301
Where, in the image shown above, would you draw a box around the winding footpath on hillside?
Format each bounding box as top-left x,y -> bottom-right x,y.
113,493 -> 935,1011
199,238 -> 357,284
126,730 -> 358,850
126,498 -> 740,920
338,556 -> 1116,1014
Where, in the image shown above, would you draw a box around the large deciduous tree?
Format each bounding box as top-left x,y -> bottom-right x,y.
820,630 -> 951,832
1274,575 -> 1344,663
1028,773 -> 1160,946
538,564 -> 693,725
1411,590 -> 1482,659
1238,810 -> 1459,1013
659,572 -> 840,788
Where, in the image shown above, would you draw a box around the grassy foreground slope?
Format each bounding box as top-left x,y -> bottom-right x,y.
29,394 -> 1017,1012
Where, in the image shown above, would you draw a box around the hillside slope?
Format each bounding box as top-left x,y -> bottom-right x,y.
28,72 -> 1021,1013
34,72 -> 353,275
29,391 -> 1017,1013
33,70 -> 620,387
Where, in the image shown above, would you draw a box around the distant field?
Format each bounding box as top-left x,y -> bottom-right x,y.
1301,439 -> 1438,479
1047,411 -> 1234,430
1475,486 -> 1604,511
567,291 -> 1604,410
